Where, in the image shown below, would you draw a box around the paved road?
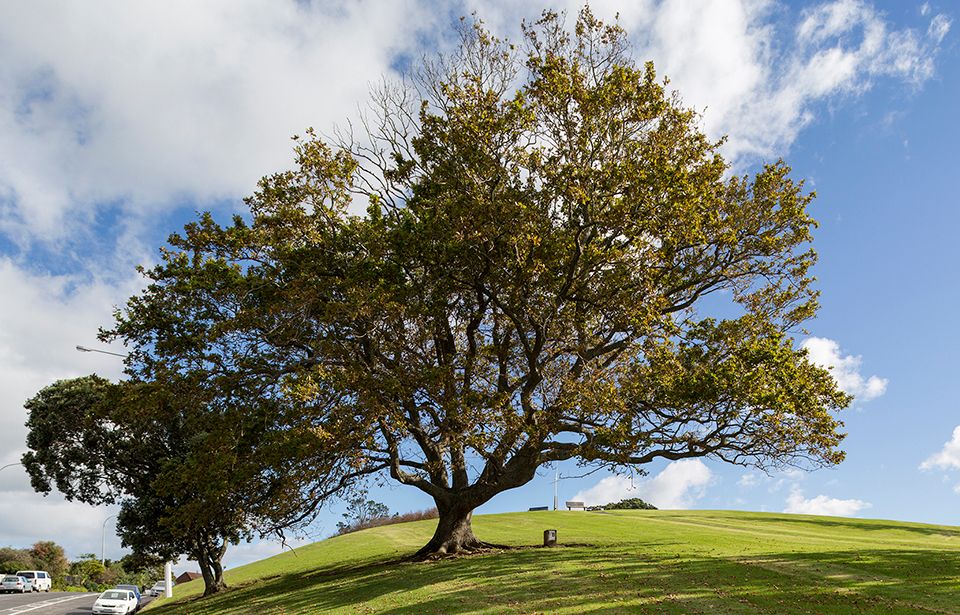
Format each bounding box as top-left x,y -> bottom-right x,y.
0,591 -> 154,615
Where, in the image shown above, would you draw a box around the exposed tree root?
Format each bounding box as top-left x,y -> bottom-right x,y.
408,539 -> 514,561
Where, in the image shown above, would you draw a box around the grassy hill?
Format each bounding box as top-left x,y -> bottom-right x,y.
146,510 -> 960,614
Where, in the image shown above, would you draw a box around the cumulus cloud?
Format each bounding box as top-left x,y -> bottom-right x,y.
920,425 -> 960,471
0,1 -> 950,246
0,475 -> 119,560
470,0 -> 950,163
0,259 -> 137,555
784,487 -> 871,516
738,472 -> 759,488
0,0 -> 440,243
801,337 -> 888,401
572,460 -> 713,509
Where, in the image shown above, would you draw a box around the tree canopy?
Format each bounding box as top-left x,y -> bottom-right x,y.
88,9 -> 851,557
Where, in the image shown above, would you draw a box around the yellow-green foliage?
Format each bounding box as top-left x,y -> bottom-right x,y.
147,510 -> 960,614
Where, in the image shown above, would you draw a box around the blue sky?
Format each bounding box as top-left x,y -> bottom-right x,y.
0,0 -> 957,572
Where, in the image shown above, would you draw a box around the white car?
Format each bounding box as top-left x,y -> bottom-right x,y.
0,575 -> 30,593
14,570 -> 51,592
147,580 -> 173,596
92,589 -> 139,615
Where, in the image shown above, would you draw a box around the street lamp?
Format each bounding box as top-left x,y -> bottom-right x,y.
0,462 -> 23,473
76,345 -> 128,358
101,514 -> 116,566
79,347 -> 125,569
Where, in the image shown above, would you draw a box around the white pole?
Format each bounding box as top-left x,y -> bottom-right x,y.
101,515 -> 115,566
164,562 -> 173,598
553,469 -> 558,511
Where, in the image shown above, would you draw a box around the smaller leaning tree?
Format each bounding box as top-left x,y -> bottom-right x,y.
102,9 -> 850,558
21,375 -> 347,594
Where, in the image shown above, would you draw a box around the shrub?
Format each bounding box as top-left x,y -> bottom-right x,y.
604,498 -> 657,510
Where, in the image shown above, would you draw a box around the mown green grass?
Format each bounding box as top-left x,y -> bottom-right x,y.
146,510 -> 960,614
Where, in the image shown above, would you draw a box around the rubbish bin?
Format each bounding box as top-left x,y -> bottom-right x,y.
543,529 -> 557,546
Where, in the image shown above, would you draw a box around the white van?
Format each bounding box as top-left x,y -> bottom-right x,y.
15,570 -> 51,592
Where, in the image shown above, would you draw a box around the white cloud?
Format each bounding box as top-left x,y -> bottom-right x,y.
783,487 -> 871,516
0,0 -> 439,243
573,460 -> 713,509
920,425 -> 960,471
0,483 -> 119,561
738,472 -> 759,488
585,0 -> 950,162
0,1 -> 950,245
929,14 -> 952,43
801,337 -> 888,401
0,258 -> 137,556
0,260 -> 135,436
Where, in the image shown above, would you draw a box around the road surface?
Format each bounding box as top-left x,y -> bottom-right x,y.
0,591 -> 153,615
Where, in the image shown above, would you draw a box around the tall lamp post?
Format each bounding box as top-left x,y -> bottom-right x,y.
101,514 -> 116,566
77,346 -> 128,570
552,470 -> 575,510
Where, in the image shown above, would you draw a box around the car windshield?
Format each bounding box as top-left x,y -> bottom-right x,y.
2,576 -> 18,582
100,591 -> 128,600
17,572 -> 34,578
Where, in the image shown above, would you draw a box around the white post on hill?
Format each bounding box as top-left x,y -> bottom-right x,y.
553,469 -> 559,511
164,561 -> 173,598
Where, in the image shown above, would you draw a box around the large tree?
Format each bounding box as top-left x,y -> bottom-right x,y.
103,10 -> 850,558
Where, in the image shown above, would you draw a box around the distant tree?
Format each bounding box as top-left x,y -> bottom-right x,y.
605,498 -> 657,510
99,8 -> 850,558
71,553 -> 107,588
117,553 -> 164,587
336,495 -> 392,534
0,547 -> 32,574
30,541 -> 69,580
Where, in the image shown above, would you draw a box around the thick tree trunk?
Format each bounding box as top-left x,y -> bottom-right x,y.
207,558 -> 225,596
196,540 -> 228,596
412,499 -> 502,559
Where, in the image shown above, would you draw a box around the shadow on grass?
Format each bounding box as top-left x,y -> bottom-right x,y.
736,514 -> 960,539
149,546 -> 960,614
